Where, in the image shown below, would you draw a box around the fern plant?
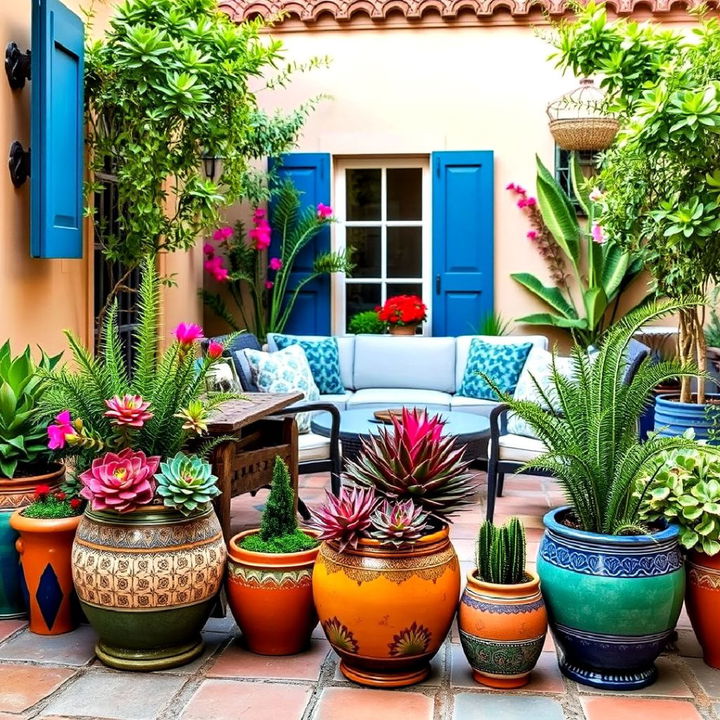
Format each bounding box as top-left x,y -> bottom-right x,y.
494,298 -> 705,535
476,517 -> 526,585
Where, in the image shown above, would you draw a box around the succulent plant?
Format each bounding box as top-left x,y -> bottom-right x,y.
79,448 -> 160,513
370,499 -> 431,548
345,408 -> 476,522
476,517 -> 527,585
308,486 -> 377,551
104,394 -> 154,428
155,452 -> 220,516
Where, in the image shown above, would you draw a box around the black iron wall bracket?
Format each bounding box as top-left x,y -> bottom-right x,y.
5,42 -> 31,90
9,142 -> 30,187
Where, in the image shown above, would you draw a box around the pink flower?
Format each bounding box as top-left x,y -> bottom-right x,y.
204,255 -> 229,282
589,188 -> 604,202
104,395 -> 154,428
527,230 -> 539,241
524,196 -> 537,207
203,243 -> 215,257
515,185 -> 527,195
249,226 -> 271,251
591,223 -> 606,244
207,341 -> 224,360
317,203 -> 333,219
505,182 -> 517,191
265,281 -> 274,289
212,226 -> 233,242
47,410 -> 77,450
268,257 -> 283,271
174,322 -> 204,345
253,207 -> 266,221
79,448 -> 160,513
517,198 -> 528,208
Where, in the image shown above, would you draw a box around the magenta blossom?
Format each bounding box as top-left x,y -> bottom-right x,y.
505,182 -> 516,191
265,280 -> 274,290
204,255 -> 229,282
79,448 -> 160,513
253,208 -> 266,222
174,322 -> 204,345
591,223 -> 606,244
104,395 -> 154,428
527,230 -> 539,241
249,226 -> 271,251
268,257 -> 283,271
203,243 -> 215,257
212,226 -> 233,242
317,203 -> 333,219
47,410 -> 77,450
207,341 -> 224,360
524,196 -> 537,207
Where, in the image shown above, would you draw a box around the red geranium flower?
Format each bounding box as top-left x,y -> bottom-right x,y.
377,295 -> 427,326
54,491 -> 67,501
34,484 -> 51,500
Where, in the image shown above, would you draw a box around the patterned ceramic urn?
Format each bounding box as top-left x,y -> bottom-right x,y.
313,525 -> 460,688
685,550 -> 720,668
71,505 -> 226,670
458,570 -> 547,688
537,507 -> 684,690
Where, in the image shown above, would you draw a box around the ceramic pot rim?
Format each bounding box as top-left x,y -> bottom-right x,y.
466,569 -> 540,596
10,509 -> 82,534
229,528 -> 320,568
655,393 -> 720,407
543,506 -> 679,546
84,503 -> 212,525
0,462 -> 65,489
326,524 -> 450,558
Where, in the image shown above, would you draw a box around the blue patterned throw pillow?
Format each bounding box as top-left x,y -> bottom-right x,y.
273,336 -> 345,395
458,339 -> 533,400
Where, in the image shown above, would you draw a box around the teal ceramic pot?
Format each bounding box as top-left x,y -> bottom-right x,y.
537,507 -> 684,690
654,393 -> 720,442
71,505 -> 226,671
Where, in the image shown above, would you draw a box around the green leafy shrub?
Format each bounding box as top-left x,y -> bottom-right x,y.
476,517 -> 526,585
477,312 -> 511,337
349,310 -> 387,335
22,487 -> 83,519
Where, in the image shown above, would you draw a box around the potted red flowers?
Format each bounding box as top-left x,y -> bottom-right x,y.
376,295 -> 427,336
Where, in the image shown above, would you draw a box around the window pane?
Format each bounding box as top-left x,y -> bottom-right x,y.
386,283 -> 423,300
387,168 -> 422,221
346,283 -> 382,328
346,169 -> 381,221
387,226 -> 422,278
347,226 -> 381,278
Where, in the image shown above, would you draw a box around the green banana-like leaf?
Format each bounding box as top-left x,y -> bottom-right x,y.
600,243 -> 631,300
515,312 -> 590,330
511,273 -> 579,318
583,286 -> 609,332
570,152 -> 593,217
536,155 -> 581,271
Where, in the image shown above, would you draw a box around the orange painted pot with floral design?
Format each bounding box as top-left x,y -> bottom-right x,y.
313,525 -> 460,688
686,550 -> 720,668
458,570 -> 547,688
226,529 -> 319,655
10,509 -> 81,635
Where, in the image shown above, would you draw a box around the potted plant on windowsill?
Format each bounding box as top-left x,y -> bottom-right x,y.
0,342 -> 64,618
43,258 -> 230,671
9,485 -> 84,635
310,408 -> 477,688
458,517 -> 547,688
227,457 -> 319,655
495,299 -> 702,690
377,295 -> 427,336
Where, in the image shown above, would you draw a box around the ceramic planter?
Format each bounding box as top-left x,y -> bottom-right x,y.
458,570 -> 547,688
654,393 -> 720,442
537,507 -> 684,690
71,504 -> 226,671
226,529 -> 319,655
313,525 -> 460,688
388,324 -> 419,336
685,550 -> 720,668
10,510 -> 81,635
0,464 -> 64,618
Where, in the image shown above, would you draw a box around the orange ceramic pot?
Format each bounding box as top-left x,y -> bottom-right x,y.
313,526 -> 460,687
227,529 -> 319,655
388,324 -> 419,336
458,570 -> 547,688
686,550 -> 720,668
10,509 -> 81,635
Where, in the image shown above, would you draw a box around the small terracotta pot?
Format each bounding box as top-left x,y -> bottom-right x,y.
686,550 -> 720,668
10,509 -> 81,635
227,529 -> 319,655
458,570 -> 547,688
388,324 -> 419,336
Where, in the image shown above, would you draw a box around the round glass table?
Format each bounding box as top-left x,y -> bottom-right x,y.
310,408 -> 490,463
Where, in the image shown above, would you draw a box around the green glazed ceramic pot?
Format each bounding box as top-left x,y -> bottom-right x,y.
71,504 -> 226,671
537,507 -> 684,690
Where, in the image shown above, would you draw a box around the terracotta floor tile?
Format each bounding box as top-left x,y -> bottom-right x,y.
0,619 -> 26,643
674,629 -> 703,658
0,624 -> 96,666
580,697 -> 702,720
312,687 -> 433,720
207,638 -> 329,681
0,664 -> 74,713
180,680 -> 312,720
453,694 -> 565,720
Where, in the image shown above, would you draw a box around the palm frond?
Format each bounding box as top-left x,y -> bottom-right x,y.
100,301 -> 129,389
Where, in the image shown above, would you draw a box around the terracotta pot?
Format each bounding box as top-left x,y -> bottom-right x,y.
458,570 -> 547,688
313,525 -> 460,688
226,529 -> 319,655
686,550 -> 720,668
71,504 -> 226,671
388,323 -> 419,336
0,464 -> 64,618
10,509 -> 81,635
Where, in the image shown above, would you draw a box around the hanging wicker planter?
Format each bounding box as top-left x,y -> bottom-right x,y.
547,78 -> 619,152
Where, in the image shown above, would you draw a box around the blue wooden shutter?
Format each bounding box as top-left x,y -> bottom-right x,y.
269,153 -> 332,335
431,151 -> 494,336
31,0 -> 85,258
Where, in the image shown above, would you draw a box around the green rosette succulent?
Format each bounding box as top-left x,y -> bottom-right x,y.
155,452 -> 220,516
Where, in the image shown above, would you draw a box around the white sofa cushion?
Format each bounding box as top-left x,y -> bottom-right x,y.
346,388 -> 452,411
450,395 -> 499,417
298,432 -> 332,463
318,392 -> 353,410
489,433 -> 547,463
353,336 -> 456,392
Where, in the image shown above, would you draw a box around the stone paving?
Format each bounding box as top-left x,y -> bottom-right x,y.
0,471 -> 718,720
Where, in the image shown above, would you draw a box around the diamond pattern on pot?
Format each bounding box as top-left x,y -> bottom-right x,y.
36,563 -> 63,631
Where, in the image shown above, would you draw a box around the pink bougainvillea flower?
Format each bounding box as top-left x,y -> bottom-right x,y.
515,185 -> 527,195
207,341 -> 224,360
174,322 -> 204,345
505,182 -> 517,191
249,226 -> 271,251
589,188 -> 604,202
268,257 -> 283,271
517,198 -> 528,209
265,281 -> 274,290
202,243 -> 215,257
524,196 -> 537,207
253,208 -> 266,221
212,226 -> 233,242
104,395 -> 154,428
527,230 -> 539,241
317,203 -> 333,219
204,255 -> 229,282
79,448 -> 160,513
591,223 -> 606,244
47,410 -> 77,450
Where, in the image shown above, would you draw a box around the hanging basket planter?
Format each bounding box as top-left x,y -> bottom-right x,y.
547,79 -> 619,152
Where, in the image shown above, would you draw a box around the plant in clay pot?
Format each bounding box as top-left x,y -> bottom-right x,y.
376,295 -> 427,336
10,485 -> 84,635
43,258 -> 229,671
310,407 -> 477,688
227,457 -> 319,655
458,517 -> 547,688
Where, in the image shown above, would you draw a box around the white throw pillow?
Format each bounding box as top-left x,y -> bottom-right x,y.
243,345 -> 320,433
506,347 -> 574,438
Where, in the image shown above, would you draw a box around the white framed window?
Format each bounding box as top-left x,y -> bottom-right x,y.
332,157 -> 431,335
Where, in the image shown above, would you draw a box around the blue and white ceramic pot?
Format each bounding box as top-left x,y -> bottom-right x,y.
537,507 -> 685,690
654,393 -> 720,442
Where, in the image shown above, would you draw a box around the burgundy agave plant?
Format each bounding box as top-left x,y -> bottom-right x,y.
308,486 -> 377,551
371,499 -> 430,548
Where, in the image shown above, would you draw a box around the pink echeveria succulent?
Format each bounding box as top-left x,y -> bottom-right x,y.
104,395 -> 154,428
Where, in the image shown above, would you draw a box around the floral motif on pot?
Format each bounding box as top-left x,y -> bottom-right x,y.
459,631 -> 546,676
388,622 -> 432,656
322,616 -> 359,653
687,561 -> 720,591
460,594 -> 546,614
227,562 -> 312,590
